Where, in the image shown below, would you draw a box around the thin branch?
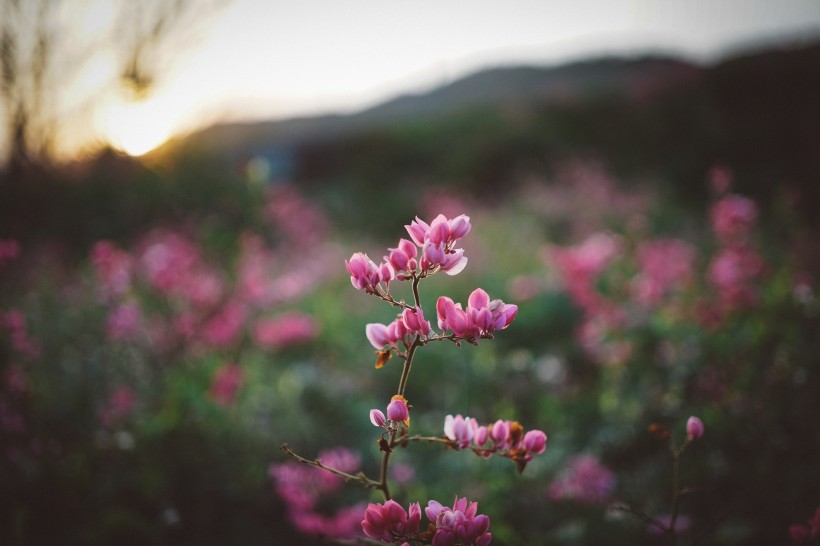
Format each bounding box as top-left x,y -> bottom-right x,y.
280,444 -> 381,490
610,503 -> 668,533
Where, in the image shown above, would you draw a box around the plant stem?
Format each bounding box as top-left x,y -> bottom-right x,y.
379,433 -> 393,501
280,444 -> 381,490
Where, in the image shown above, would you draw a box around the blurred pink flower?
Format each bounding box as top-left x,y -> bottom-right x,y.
253,312 -> 318,349
270,447 -> 364,539
707,247 -> 763,311
106,301 -> 142,341
711,194 -> 757,247
98,385 -> 136,428
550,232 -> 620,313
201,301 -> 246,349
632,239 -> 695,307
210,362 -> 243,406
91,241 -> 133,298
548,454 -> 615,504
686,416 -> 704,440
0,309 -> 41,359
789,507 -> 820,543
0,239 -> 21,266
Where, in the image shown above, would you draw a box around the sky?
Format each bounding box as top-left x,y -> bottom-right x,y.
23,0 -> 820,157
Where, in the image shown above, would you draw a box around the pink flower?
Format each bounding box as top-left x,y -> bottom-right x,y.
401,306 -> 431,336
490,420 -> 511,449
365,319 -> 408,350
426,497 -> 492,546
210,362 -> 243,406
385,239 -> 418,277
361,500 -> 421,543
346,252 -> 393,291
370,409 -> 387,428
686,416 -> 704,440
436,289 -> 517,341
421,242 -> 467,276
444,414 -> 478,448
405,214 -> 471,276
523,429 -> 547,455
387,397 -> 410,424
711,194 -> 757,246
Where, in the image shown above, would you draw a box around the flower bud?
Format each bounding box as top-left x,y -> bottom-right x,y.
686,416 -> 704,440
370,409 -> 386,428
387,398 -> 409,424
523,429 -> 547,455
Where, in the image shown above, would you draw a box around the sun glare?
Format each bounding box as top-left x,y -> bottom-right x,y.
98,97 -> 177,157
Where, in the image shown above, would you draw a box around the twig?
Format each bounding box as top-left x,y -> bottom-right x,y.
280,444 -> 381,490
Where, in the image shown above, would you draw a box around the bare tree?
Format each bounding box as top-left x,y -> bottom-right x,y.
0,0 -> 213,177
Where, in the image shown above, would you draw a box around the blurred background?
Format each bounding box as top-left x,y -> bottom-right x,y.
1,1 -> 820,544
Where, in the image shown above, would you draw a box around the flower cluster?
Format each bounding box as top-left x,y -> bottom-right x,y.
705,193 -> 764,317
362,497 -> 491,546
370,395 -> 411,429
436,289 -> 518,342
443,414 -> 547,472
283,212 -> 529,545
346,213 -> 472,293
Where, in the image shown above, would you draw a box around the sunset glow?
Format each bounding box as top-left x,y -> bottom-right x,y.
97,96 -> 179,156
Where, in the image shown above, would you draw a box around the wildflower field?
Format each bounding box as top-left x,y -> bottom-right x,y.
1,144 -> 818,546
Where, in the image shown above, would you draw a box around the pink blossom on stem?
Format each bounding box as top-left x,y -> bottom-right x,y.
346,252 -> 393,291
426,497 -> 492,546
401,306 -> 431,336
444,414 -> 478,448
436,289 -> 517,341
387,397 -> 410,424
405,213 -> 472,276
361,500 -> 421,543
365,319 -> 408,350
686,416 -> 704,441
523,429 -> 547,455
385,239 -> 418,278
370,409 -> 387,428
